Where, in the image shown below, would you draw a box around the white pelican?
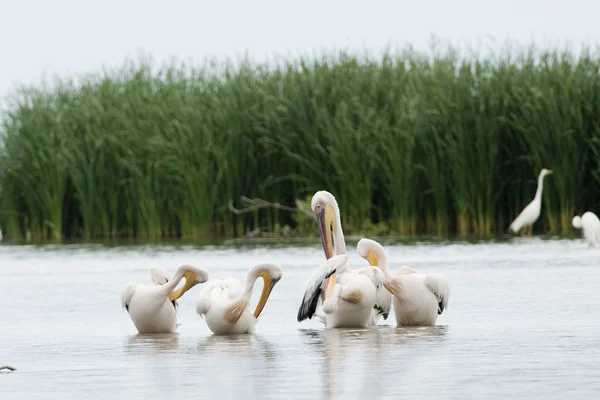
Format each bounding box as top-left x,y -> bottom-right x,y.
297,254 -> 385,328
121,264 -> 209,334
196,263 -> 283,335
572,211 -> 600,247
306,190 -> 391,325
509,168 -> 553,235
357,238 -> 449,326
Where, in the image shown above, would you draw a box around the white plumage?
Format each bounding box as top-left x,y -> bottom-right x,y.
357,238 -> 450,326
307,190 -> 391,326
196,263 -> 282,335
297,254 -> 384,328
572,211 -> 600,247
356,266 -> 392,322
509,168 -> 553,235
121,264 -> 209,333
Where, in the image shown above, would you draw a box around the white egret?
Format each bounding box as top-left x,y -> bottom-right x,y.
357,238 -> 450,326
196,263 -> 283,335
572,211 -> 600,247
509,168 -> 553,235
122,264 -> 209,334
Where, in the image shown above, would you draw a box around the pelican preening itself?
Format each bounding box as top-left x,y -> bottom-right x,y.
572,211 -> 600,247
150,266 -> 180,309
196,263 -> 283,335
509,168 -> 553,235
120,189 -> 453,334
298,190 -> 391,328
357,238 -> 450,326
122,265 -> 209,333
297,254 -> 387,328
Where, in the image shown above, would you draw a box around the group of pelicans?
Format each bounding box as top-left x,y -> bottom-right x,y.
122,168 -> 600,336
121,190 -> 450,335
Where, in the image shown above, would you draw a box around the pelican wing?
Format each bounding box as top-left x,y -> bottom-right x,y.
196,280 -> 223,317
297,254 -> 348,322
357,266 -> 391,320
373,284 -> 392,320
424,273 -> 449,315
121,284 -> 138,313
397,265 -> 418,275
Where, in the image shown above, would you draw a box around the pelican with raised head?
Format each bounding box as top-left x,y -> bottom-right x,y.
196,263 -> 283,335
357,238 -> 449,326
122,264 -> 209,334
298,191 -> 390,328
572,211 -> 600,247
509,168 -> 553,235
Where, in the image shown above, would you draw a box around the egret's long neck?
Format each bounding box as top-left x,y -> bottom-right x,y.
534,173 -> 546,201
332,205 -> 347,255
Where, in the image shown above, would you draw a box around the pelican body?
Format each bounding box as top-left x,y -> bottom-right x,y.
298,254 -> 382,328
196,263 -> 283,335
509,168 -> 553,235
572,212 -> 600,247
297,191 -> 390,328
122,265 -> 209,334
357,239 -> 449,326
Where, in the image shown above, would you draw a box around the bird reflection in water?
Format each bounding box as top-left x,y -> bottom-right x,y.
195,334 -> 279,399
124,332 -> 180,354
197,334 -> 277,362
300,325 -> 448,399
122,333 -> 183,397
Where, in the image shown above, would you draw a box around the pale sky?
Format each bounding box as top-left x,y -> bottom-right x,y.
0,0 -> 598,100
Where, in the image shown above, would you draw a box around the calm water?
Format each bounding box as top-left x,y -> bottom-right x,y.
1,237 -> 599,399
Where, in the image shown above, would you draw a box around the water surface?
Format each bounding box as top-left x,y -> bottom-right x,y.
1,237 -> 599,399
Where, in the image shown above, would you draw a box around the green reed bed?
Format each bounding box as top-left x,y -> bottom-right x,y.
1,44 -> 600,241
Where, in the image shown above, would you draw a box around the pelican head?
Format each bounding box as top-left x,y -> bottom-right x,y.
357,238 -> 386,267
572,215 -> 582,229
168,265 -> 210,301
248,263 -> 283,319
311,190 -> 341,259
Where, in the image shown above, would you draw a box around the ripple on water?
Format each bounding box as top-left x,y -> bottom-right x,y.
1,238 -> 600,399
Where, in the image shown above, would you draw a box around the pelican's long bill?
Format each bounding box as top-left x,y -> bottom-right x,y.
316,204 -> 336,298
253,271 -> 279,318
366,250 -> 379,267
316,205 -> 335,259
168,271 -> 197,301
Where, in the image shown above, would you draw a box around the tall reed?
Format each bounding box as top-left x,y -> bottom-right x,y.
1,43 -> 600,241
